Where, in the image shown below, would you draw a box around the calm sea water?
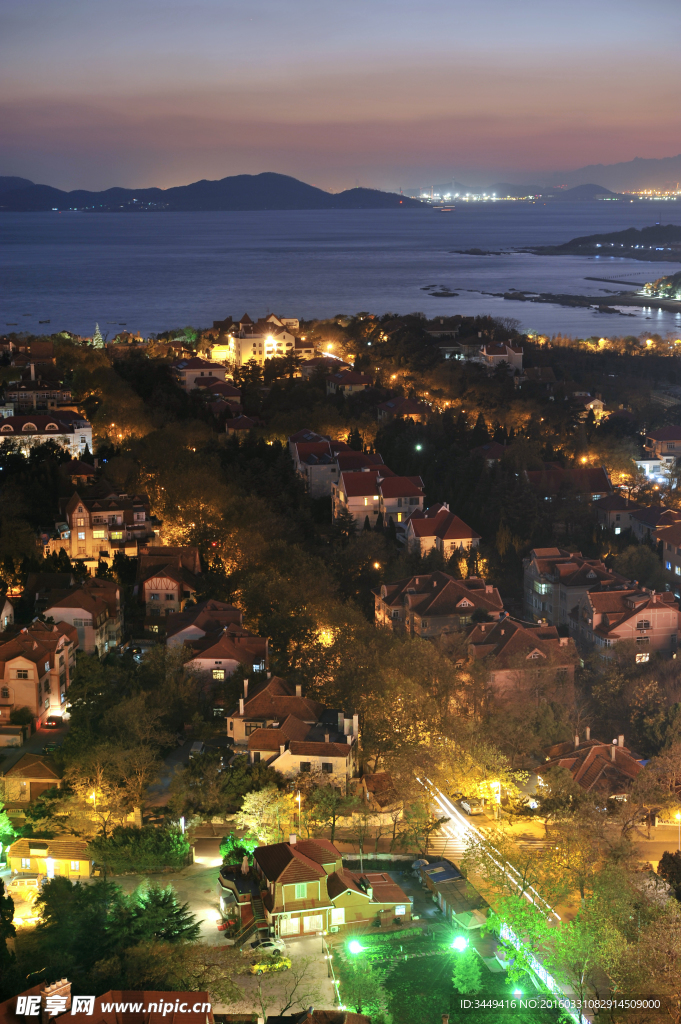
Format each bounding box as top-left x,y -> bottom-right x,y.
1,203 -> 680,338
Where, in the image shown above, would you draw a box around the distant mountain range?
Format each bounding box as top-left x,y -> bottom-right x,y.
556,154 -> 681,192
418,180 -> 622,200
0,172 -> 423,212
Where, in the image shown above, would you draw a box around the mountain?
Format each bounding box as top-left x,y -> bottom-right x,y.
425,179 -> 620,199
526,223 -> 681,262
0,176 -> 34,192
548,183 -> 620,201
0,172 -> 423,212
554,154 -> 681,192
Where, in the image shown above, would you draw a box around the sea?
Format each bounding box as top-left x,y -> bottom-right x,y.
1,202 -> 680,339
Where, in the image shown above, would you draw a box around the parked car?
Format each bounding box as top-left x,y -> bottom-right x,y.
250,956 -> 291,976
42,740 -> 62,755
460,797 -> 485,815
189,741 -> 205,759
6,874 -> 44,901
43,715 -> 62,729
250,938 -> 287,955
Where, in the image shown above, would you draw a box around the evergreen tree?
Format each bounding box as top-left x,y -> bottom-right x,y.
374,511 -> 385,532
334,508 -> 357,546
0,878 -> 16,972
363,515 -> 372,532
452,947 -> 482,994
446,550 -> 464,579
470,412 -> 490,448
386,516 -> 397,544
92,324 -> 105,349
348,426 -> 363,451
79,443 -> 95,466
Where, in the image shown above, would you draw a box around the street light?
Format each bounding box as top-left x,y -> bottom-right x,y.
451,936 -> 468,952
348,940 -> 364,955
415,444 -> 422,451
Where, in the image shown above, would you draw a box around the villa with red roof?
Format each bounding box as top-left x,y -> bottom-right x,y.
569,587 -> 681,661
326,369 -> 373,395
523,547 -> 627,626
540,732 -> 643,798
374,571 -> 503,637
404,502 -> 480,557
253,836 -> 411,937
467,615 -> 577,692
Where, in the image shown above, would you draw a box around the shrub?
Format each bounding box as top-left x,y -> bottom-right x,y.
88,825 -> 189,874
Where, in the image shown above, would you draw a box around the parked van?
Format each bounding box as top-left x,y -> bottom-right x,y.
6,874 -> 43,901
189,741 -> 205,759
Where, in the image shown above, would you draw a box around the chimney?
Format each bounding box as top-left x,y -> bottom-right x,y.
611,744 -> 616,762
239,698 -> 244,715
324,733 -> 330,743
295,684 -> 302,697
267,670 -> 271,679
574,733 -> 579,749
442,1017 -> 450,1024
243,678 -> 249,699
618,734 -> 624,748
586,726 -> 591,740
30,362 -> 35,381
346,734 -> 352,745
352,713 -> 359,738
485,585 -> 493,593
289,833 -> 297,845
279,744 -> 285,756
338,711 -> 344,729
344,717 -> 351,735
366,885 -> 373,899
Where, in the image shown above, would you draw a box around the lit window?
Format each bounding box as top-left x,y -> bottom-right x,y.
77,531 -> 85,540
294,883 -> 307,899
331,907 -> 345,925
149,594 -> 159,601
614,528 -> 621,535
395,904 -> 406,915
21,858 -> 30,869
110,531 -> 123,540
212,669 -> 225,680
667,562 -> 672,571
70,861 -> 79,871
676,566 -> 681,576
92,530 -> 105,539
636,652 -> 650,663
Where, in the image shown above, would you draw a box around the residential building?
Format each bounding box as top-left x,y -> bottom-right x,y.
522,366 -> 556,387
524,463 -> 612,501
658,521 -> 681,583
165,599 -> 243,648
332,469 -> 386,525
374,572 -> 503,637
1,753 -> 62,810
193,379 -> 242,409
629,505 -> 681,543
43,587 -> 118,657
570,394 -> 606,421
0,622 -> 77,727
404,502 -> 480,557
540,732 -> 643,798
467,615 -> 577,692
287,429 -> 326,458
378,475 -> 425,527
523,547 -> 627,625
183,630 -> 268,683
376,396 -> 429,424
0,598 -> 13,630
213,315 -> 300,367
172,358 -> 228,391
253,836 -> 412,938
0,414 -> 92,459
225,414 -> 262,435
136,545 -> 201,622
645,426 -> 681,464
594,494 -> 642,533
7,836 -> 92,880
480,341 -> 523,373
300,357 -> 350,379
335,451 -> 385,474
570,587 -> 681,661
326,370 -> 372,395
45,489 -> 159,565
291,438 -> 352,498
226,675 -> 324,746
242,680 -> 359,792
24,573 -> 76,615
4,380 -> 73,412
360,772 -> 401,814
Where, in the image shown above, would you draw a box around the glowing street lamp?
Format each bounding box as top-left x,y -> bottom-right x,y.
415,444 -> 422,451
348,940 -> 364,955
451,936 -> 468,952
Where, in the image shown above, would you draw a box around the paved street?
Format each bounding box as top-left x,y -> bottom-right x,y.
0,717 -> 70,774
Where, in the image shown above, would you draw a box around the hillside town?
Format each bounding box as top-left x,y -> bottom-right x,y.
2,312 -> 681,1021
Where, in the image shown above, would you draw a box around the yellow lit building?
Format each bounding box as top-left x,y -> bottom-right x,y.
8,837 -> 92,880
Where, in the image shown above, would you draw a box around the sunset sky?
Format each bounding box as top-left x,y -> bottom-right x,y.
1,0 -> 680,192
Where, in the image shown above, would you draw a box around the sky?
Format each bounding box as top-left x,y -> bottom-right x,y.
1,0 -> 680,193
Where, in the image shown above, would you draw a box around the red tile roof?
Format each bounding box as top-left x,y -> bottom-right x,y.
379,476 -> 424,499
407,506 -> 480,542
289,740 -> 353,757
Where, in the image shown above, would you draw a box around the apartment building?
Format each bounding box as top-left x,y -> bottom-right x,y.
0,414 -> 92,459
378,475 -> 425,526
570,588 -> 681,661
172,358 -> 228,391
374,572 -> 503,637
629,505 -> 681,543
46,489 -> 159,565
212,315 -> 306,367
467,615 -> 577,692
658,522 -> 681,586
645,426 -> 681,464
291,438 -> 352,497
0,621 -> 78,727
404,502 -> 480,557
523,548 -> 627,625
4,380 -> 73,412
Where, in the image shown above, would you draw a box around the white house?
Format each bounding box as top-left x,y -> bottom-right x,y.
0,415 -> 92,459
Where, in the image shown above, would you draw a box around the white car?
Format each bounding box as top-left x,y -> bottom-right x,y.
250,937 -> 287,955
460,798 -> 485,815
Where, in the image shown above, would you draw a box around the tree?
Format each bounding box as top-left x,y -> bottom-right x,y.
88,825 -> 190,874
0,878 -> 15,972
341,959 -> 392,1019
112,884 -> 200,945
234,786 -> 295,844
348,426 -> 363,451
334,507 -> 357,546
452,947 -> 482,994
306,786 -> 358,842
398,801 -> 449,856
657,850 -> 681,899
254,955 -> 322,1020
